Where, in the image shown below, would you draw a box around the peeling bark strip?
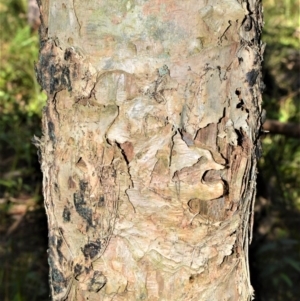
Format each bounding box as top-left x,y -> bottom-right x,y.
36,0 -> 263,300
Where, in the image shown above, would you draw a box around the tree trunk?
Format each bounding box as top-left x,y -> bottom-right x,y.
35,1 -> 263,300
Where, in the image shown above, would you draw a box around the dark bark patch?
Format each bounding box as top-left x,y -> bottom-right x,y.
73,192 -> 93,227
56,237 -> 64,265
246,69 -> 259,86
51,268 -> 65,294
74,263 -> 83,277
52,274 -> 66,294
235,88 -> 241,96
48,256 -> 67,294
82,240 -> 101,259
235,129 -> 244,146
49,64 -> 60,94
98,195 -> 105,207
35,40 -> 75,95
88,271 -> 107,292
62,206 -> 71,222
48,121 -> 56,142
49,235 -> 55,247
64,48 -> 73,61
255,141 -> 263,159
79,180 -> 88,193
242,15 -> 252,31
236,99 -> 244,109
61,66 -> 72,92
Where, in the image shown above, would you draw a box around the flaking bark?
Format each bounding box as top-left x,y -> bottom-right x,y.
36,1 -> 264,300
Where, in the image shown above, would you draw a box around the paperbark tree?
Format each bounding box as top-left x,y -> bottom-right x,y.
35,0 -> 264,300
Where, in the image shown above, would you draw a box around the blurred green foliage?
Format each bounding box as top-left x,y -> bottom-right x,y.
250,1 -> 300,300
0,0 -> 299,301
0,1 -> 48,300
0,0 -> 46,198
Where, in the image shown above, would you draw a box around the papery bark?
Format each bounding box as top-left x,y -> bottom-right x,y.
36,1 -> 264,300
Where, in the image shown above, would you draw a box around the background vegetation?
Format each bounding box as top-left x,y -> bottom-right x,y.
0,1 -> 48,300
0,0 -> 299,300
249,1 -> 300,300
